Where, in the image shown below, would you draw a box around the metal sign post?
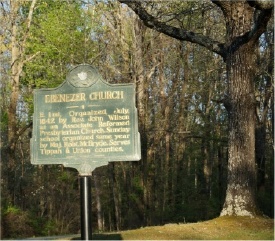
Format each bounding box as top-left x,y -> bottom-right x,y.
80,176 -> 92,240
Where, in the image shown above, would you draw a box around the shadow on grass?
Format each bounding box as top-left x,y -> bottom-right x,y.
72,233 -> 123,240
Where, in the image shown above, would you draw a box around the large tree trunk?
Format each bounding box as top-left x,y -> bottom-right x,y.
221,3 -> 257,216
221,43 -> 257,216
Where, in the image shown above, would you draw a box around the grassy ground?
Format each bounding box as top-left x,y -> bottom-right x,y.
26,216 -> 272,240
89,216 -> 274,240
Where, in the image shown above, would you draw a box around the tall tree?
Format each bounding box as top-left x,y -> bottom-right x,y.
7,0 -> 37,161
118,0 -> 273,216
0,0 -> 38,209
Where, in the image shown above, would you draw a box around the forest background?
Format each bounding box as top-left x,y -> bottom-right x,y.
0,0 -> 274,239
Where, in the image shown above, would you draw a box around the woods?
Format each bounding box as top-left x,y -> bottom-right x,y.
0,0 -> 274,239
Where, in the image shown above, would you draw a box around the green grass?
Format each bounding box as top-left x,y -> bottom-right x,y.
89,216 -> 274,240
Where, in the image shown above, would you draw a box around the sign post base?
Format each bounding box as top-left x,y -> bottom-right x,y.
80,175 -> 92,240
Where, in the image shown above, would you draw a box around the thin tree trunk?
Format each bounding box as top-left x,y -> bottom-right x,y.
93,173 -> 104,231
7,2 -> 37,207
133,15 -> 148,225
9,0 -> 37,153
108,163 -> 121,231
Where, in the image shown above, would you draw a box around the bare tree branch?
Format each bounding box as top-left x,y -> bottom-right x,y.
211,0 -> 231,13
228,7 -> 273,53
247,0 -> 274,10
119,0 -> 227,59
23,51 -> 41,64
21,0 -> 37,60
120,1 -> 273,60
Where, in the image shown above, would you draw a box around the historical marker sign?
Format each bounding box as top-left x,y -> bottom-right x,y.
31,65 -> 141,175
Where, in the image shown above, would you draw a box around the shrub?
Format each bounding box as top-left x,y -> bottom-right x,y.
2,206 -> 35,239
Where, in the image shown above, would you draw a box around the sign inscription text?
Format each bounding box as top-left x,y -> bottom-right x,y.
31,65 -> 140,174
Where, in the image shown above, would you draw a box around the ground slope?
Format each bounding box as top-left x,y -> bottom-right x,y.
26,216 -> 274,240
91,216 -> 274,240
